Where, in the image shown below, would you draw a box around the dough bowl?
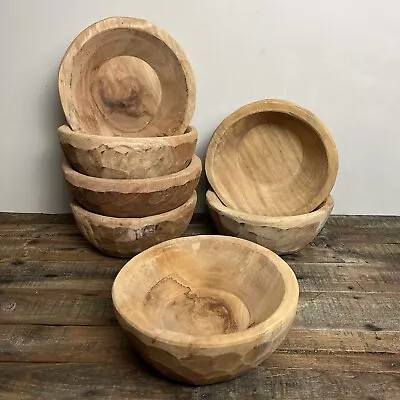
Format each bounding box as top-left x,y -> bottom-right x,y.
207,190 -> 334,255
205,99 -> 338,216
62,155 -> 201,218
58,125 -> 198,179
59,17 -> 195,137
112,235 -> 299,385
71,192 -> 196,258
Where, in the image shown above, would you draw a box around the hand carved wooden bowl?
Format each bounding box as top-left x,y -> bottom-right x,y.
112,235 -> 299,385
62,155 -> 201,218
206,99 -> 338,216
207,190 -> 334,255
59,17 -> 195,137
58,125 -> 198,179
71,192 -> 196,258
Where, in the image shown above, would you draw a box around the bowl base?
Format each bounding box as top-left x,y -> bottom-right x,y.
144,277 -> 251,335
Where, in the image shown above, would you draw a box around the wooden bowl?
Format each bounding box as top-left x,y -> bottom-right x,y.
112,235 -> 299,385
207,190 -> 333,255
62,155 -> 201,218
58,125 -> 198,179
71,192 -> 197,258
59,17 -> 195,137
206,99 -> 338,216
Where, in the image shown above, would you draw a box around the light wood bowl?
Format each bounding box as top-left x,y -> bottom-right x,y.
112,235 -> 299,385
206,99 -> 338,216
59,17 -> 195,138
207,190 -> 334,255
62,155 -> 201,218
58,125 -> 198,179
71,192 -> 197,258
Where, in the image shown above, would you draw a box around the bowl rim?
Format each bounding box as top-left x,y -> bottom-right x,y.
112,235 -> 299,349
58,16 -> 196,137
205,99 -> 339,216
207,189 -> 334,228
62,154 -> 202,193
70,191 -> 197,225
58,124 -> 198,146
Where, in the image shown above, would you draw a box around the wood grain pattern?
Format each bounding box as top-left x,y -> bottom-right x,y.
71,192 -> 197,258
62,155 -> 201,218
59,17 -> 196,137
0,212 -> 398,230
1,325 -> 398,364
59,125 -> 198,179
0,214 -> 399,398
205,99 -> 339,216
0,364 -> 398,400
1,260 -> 398,293
207,190 -> 333,254
3,233 -> 399,263
113,235 -> 299,384
1,290 -> 398,331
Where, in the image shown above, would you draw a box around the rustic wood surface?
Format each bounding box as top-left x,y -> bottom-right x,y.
0,213 -> 399,399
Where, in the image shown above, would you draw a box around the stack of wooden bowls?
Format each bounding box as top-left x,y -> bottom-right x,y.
206,99 -> 338,254
57,17 -> 201,257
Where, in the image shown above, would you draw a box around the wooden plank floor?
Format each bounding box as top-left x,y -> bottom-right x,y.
0,213 -> 399,399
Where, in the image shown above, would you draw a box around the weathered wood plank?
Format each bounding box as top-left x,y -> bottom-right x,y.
327,215 -> 400,229
291,262 -> 400,293
296,292 -> 399,331
0,325 -> 398,364
1,213 -> 399,264
0,261 -> 123,291
1,223 -> 399,244
0,289 -> 114,326
0,220 -> 215,262
1,289 -> 398,330
0,224 -> 80,236
283,242 -> 400,264
0,221 -> 211,243
0,214 -> 398,398
0,212 -> 398,224
317,225 -> 400,244
0,213 -> 74,224
2,218 -> 400,247
1,235 -> 399,263
0,212 -> 211,226
0,363 -> 398,400
0,216 -> 215,237
282,328 -> 400,354
0,261 -> 398,293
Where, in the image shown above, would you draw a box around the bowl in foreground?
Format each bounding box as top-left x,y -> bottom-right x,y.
205,99 -> 338,216
71,192 -> 197,258
59,125 -> 198,179
112,235 -> 299,384
207,190 -> 333,255
59,17 -> 195,137
62,155 -> 201,217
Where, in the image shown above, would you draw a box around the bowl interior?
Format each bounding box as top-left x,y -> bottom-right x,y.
209,111 -> 331,216
64,22 -> 190,137
114,237 -> 289,337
